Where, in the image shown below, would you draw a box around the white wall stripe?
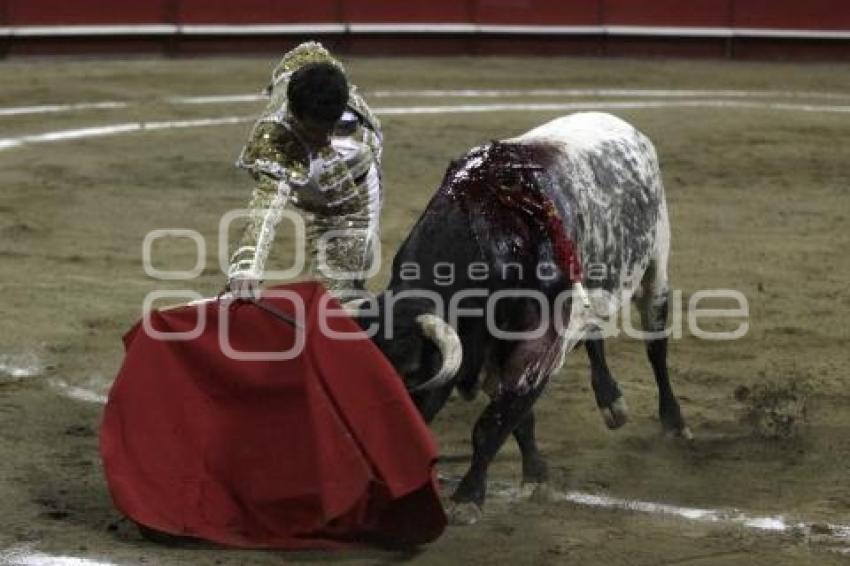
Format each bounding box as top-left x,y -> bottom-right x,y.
180,24 -> 345,35
348,23 -> 478,34
602,25 -> 733,38
6,24 -> 177,37
477,25 -> 602,35
737,27 -> 850,40
0,23 -> 848,40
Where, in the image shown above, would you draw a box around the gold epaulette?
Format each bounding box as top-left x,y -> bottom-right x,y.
236,121 -> 309,183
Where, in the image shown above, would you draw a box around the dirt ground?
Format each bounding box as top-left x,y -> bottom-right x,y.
0,54 -> 849,565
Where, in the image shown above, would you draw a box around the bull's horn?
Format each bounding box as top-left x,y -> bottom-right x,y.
409,314 -> 463,392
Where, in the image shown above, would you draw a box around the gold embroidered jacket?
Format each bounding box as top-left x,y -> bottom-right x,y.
229,42 -> 383,296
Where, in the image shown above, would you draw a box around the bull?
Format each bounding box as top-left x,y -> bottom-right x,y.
353,112 -> 690,524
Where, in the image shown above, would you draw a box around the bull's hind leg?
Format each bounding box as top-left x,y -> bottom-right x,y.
585,337 -> 629,429
639,262 -> 691,440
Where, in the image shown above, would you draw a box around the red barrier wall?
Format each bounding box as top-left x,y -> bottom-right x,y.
2,0 -> 848,59
176,0 -> 340,25
6,0 -> 167,25
603,0 -> 732,27
473,0 -> 601,26
342,1 -> 471,23
732,0 -> 850,30
4,0 -> 849,29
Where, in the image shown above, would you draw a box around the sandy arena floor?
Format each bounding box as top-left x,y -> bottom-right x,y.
0,55 -> 849,565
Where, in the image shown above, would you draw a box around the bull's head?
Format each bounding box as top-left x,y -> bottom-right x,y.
353,297 -> 462,393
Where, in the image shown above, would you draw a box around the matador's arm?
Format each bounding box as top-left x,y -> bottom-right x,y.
228,120 -> 305,282
228,174 -> 292,282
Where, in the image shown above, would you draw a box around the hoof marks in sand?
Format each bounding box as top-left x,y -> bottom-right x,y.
520,482 -> 556,504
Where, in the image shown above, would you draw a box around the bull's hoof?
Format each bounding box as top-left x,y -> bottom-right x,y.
519,482 -> 556,503
665,425 -> 694,442
661,418 -> 694,442
660,403 -> 692,442
446,501 -> 483,526
599,397 -> 629,430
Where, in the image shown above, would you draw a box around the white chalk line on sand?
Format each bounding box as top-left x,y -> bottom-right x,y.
0,545 -> 116,566
37,376 -> 850,555
48,379 -> 108,405
0,354 -> 42,379
0,115 -> 255,151
0,99 -> 849,153
0,353 -> 106,403
165,93 -> 266,105
376,99 -> 850,115
369,88 -> 850,100
3,87 -> 850,118
46,369 -> 850,547
478,480 -> 850,550
0,101 -> 130,117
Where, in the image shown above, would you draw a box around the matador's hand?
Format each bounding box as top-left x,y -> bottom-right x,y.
227,272 -> 263,301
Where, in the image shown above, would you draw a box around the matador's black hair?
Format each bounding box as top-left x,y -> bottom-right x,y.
287,62 -> 348,125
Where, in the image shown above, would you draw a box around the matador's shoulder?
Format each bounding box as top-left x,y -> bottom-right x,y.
236,119 -> 309,182
347,86 -> 381,132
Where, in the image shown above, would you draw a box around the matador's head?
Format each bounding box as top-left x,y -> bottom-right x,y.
266,41 -> 346,93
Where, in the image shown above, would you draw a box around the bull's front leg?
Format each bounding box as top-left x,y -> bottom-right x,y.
449,382 -> 547,525
513,409 -> 548,486
412,386 -> 454,424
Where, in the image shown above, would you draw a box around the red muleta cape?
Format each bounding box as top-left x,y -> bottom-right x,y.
100,281 -> 446,549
